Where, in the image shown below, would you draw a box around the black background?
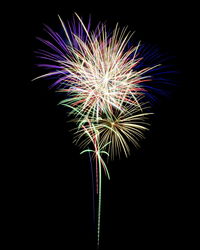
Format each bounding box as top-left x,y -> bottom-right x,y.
8,1 -> 197,249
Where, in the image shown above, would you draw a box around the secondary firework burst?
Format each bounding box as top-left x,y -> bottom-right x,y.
74,102 -> 152,160
34,13 -> 162,248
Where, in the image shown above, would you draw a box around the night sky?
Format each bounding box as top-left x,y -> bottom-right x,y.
9,1 -> 197,249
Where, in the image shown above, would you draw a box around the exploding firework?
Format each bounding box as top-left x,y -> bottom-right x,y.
34,13 -> 166,248
74,102 -> 151,159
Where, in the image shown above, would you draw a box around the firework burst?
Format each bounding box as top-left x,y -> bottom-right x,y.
34,13 -> 164,248
74,102 -> 152,160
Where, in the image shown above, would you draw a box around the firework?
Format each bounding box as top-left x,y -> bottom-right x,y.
34,13 -> 162,248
